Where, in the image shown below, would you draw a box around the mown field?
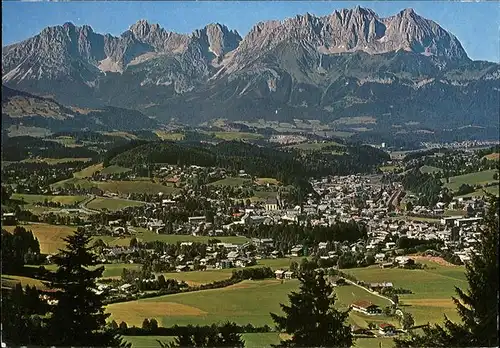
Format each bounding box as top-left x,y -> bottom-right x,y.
3,223 -> 76,254
444,169 -> 499,191
1,275 -> 47,290
153,131 -> 185,141
483,153 -> 499,161
207,177 -> 251,187
73,163 -> 104,178
86,197 -> 144,211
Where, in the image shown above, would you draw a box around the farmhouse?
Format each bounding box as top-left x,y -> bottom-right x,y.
284,271 -> 295,279
1,212 -> 17,225
351,325 -> 373,336
395,256 -> 415,267
275,269 -> 285,279
378,323 -> 397,336
351,300 -> 382,315
368,282 -> 393,291
290,245 -> 304,257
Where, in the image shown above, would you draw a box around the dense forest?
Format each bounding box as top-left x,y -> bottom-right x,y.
108,140 -> 389,185
401,169 -> 444,206
1,136 -> 98,161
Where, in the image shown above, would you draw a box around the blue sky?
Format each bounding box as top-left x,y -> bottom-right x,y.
2,1 -> 499,62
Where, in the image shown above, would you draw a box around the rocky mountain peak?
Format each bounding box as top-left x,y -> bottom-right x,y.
234,6 -> 468,62
129,19 -> 161,39
192,23 -> 242,57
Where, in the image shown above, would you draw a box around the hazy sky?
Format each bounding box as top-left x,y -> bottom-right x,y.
2,1 -> 499,62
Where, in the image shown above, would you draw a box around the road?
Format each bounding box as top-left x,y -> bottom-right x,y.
344,278 -> 395,305
387,188 -> 403,211
77,195 -> 100,214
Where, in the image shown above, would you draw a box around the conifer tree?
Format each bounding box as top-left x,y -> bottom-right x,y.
158,322 -> 244,347
395,196 -> 499,347
270,270 -> 353,347
45,227 -> 129,347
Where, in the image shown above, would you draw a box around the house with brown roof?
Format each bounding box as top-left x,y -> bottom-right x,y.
351,300 -> 382,315
378,323 -> 397,336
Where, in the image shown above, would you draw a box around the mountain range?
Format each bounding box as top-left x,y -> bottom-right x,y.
2,6 -> 499,131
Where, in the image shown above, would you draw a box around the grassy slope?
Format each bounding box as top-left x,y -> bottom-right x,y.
11,194 -> 85,206
444,169 -> 498,191
106,279 -> 299,327
212,132 -> 264,141
287,141 -> 345,151
207,177 -> 251,187
3,223 -> 76,254
343,264 -> 466,325
96,229 -> 250,248
21,157 -> 92,164
420,165 -> 442,174
156,257 -> 304,286
100,165 -> 132,175
52,178 -> 178,195
73,163 -> 104,178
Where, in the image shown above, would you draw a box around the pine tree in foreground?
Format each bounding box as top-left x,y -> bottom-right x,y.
270,270 -> 353,348
395,196 -> 499,347
45,227 -> 130,347
157,322 -> 245,347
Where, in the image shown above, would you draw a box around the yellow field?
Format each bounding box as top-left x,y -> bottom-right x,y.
1,275 -> 47,290
107,301 -> 208,326
73,163 -> 104,178
101,131 -> 138,140
484,153 -> 499,161
154,131 -> 185,141
3,223 -> 76,254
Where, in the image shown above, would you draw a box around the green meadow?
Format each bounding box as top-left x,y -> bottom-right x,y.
444,169 -> 498,191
